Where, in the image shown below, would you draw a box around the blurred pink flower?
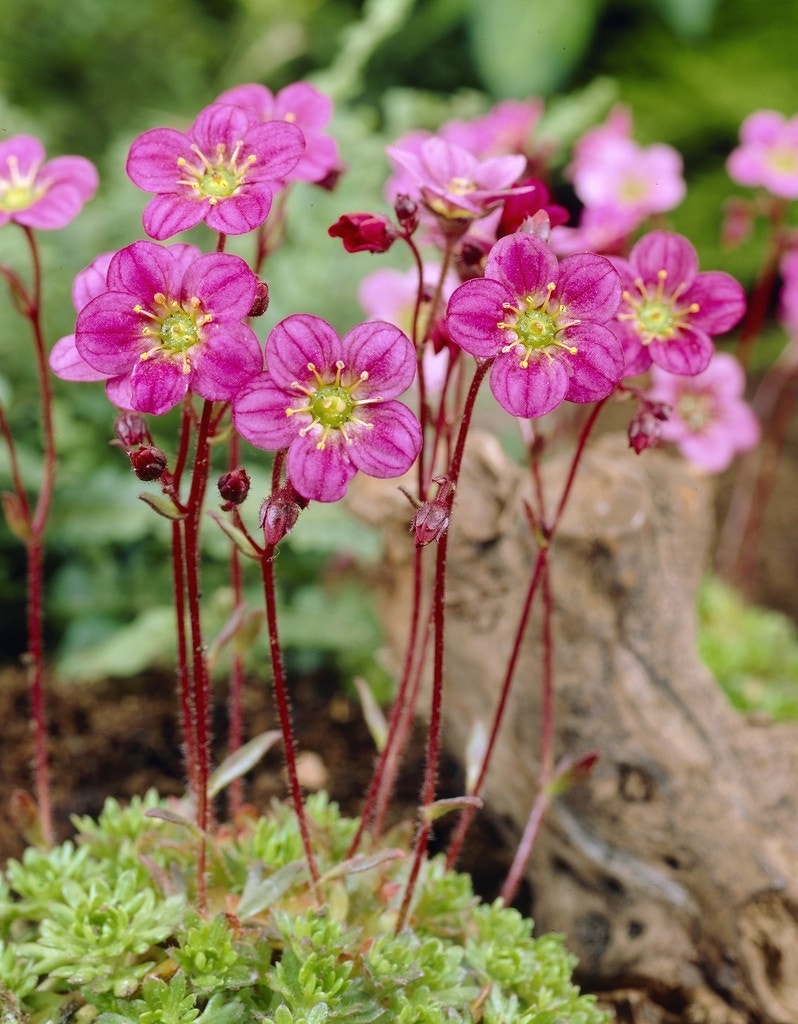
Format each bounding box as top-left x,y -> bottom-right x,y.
610,231 -> 746,377
727,110 -> 798,200
446,233 -> 623,418
0,135 -> 97,230
215,81 -> 339,185
646,352 -> 760,473
233,314 -> 422,502
778,248 -> 798,336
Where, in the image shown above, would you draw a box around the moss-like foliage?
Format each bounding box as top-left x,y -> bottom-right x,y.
0,792 -> 608,1024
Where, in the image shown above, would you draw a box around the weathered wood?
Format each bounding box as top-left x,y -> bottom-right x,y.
350,431 -> 798,1024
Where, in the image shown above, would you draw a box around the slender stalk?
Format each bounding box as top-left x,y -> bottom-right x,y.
260,543 -> 321,896
226,433 -> 246,820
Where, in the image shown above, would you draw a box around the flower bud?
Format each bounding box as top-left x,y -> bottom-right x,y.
113,411 -> 151,449
248,280 -> 270,318
628,400 -> 671,455
218,467 -> 251,507
411,499 -> 450,546
328,212 -> 398,253
129,444 -> 168,481
393,194 -> 419,233
258,485 -> 307,546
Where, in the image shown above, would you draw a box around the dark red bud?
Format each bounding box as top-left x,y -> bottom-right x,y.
248,281 -> 270,318
628,400 -> 671,455
218,467 -> 251,506
393,194 -> 419,233
129,444 -> 168,481
328,212 -> 398,253
113,411 -> 151,449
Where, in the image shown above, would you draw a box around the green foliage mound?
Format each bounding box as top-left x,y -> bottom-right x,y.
0,792 -> 607,1024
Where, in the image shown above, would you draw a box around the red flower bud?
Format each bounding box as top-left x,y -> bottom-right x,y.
129,444 -> 168,481
328,212 -> 398,253
218,467 -> 251,507
628,400 -> 671,455
248,280 -> 270,318
393,193 -> 419,233
258,485 -> 307,546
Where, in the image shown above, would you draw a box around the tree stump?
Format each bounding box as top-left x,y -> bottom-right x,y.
349,431 -> 798,1024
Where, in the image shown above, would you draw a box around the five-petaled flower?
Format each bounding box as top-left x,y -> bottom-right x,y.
0,135 -> 98,230
73,240 -> 262,415
126,103 -> 305,239
645,352 -> 760,473
610,231 -> 746,377
727,110 -> 798,200
233,314 -> 422,503
445,232 -> 624,418
215,81 -> 340,185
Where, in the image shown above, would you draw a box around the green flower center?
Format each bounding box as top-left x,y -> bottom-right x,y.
0,154 -> 46,213
288,360 -> 375,449
497,283 -> 579,368
135,293 -> 211,372
677,392 -> 712,431
177,141 -> 256,205
619,268 -> 699,345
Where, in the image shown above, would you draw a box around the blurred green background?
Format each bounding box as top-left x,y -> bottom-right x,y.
1,0 -> 796,685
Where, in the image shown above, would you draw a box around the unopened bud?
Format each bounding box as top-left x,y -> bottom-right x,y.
248,281 -> 270,318
393,194 -> 419,233
628,400 -> 671,455
129,444 -> 168,481
114,411 -> 151,449
218,467 -> 251,507
328,212 -> 398,253
258,485 -> 307,546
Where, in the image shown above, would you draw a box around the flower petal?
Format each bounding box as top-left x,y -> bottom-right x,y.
203,185 -> 273,235
341,321 -> 416,399
49,334 -> 109,382
76,293 -> 147,374
181,253 -> 257,318
485,233 -> 559,303
126,128 -> 195,192
446,277 -> 510,358
348,401 -> 422,478
489,351 -> 568,418
190,322 -> 262,401
128,356 -> 189,415
233,377 -> 298,450
142,193 -> 207,240
562,323 -> 624,403
287,432 -> 357,503
683,271 -> 746,335
265,314 -> 341,388
556,253 -> 622,321
649,328 -> 714,376
630,231 -> 698,289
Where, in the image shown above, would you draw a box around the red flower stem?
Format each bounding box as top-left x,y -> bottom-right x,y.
395,359 -> 490,931
734,198 -> 789,373
346,543 -> 426,858
170,518 -> 198,798
259,543 -> 321,897
225,431 -> 246,820
181,399 -> 216,908
444,398 -> 608,870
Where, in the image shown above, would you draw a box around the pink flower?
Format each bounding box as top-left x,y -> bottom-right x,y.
126,103 -> 305,239
727,110 -> 798,200
214,82 -> 340,185
441,99 -> 544,159
569,106 -> 685,218
779,248 -> 798,336
610,231 -> 746,378
73,240 -> 262,415
445,233 -> 623,418
233,314 -> 422,502
645,352 -> 760,473
0,135 -> 97,230
385,137 -> 527,222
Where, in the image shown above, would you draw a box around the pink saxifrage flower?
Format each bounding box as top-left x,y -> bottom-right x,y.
646,352 -> 760,473
0,135 -> 98,230
73,240 -> 262,415
386,136 -> 528,222
446,233 -> 624,419
610,231 -> 747,378
233,314 -> 422,503
126,103 -> 305,239
215,81 -> 340,185
727,110 -> 798,200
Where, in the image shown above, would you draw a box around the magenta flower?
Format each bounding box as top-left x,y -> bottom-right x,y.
385,136 -> 527,222
215,82 -> 339,185
727,110 -> 798,200
778,248 -> 798,337
610,231 -> 747,377
0,135 -> 97,230
126,103 -> 305,239
446,233 -> 624,418
645,352 -> 760,473
233,314 -> 422,503
73,240 -> 262,415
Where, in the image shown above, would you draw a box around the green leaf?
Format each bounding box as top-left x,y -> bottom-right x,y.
647,0 -> 720,39
466,0 -> 604,96
207,731 -> 282,799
